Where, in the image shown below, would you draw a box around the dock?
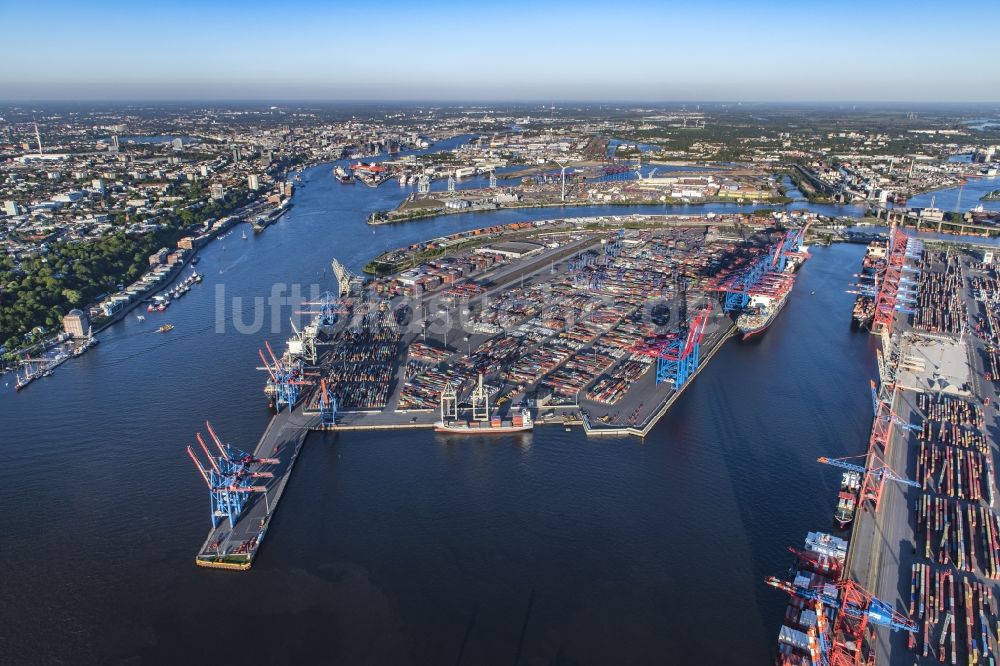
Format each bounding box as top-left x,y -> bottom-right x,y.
195,409 -> 315,570
192,215 -> 811,571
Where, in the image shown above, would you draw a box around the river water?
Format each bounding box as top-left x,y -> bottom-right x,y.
0,146 -> 899,664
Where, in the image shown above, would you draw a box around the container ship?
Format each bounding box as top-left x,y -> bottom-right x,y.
435,407 -> 533,434
736,286 -> 791,339
434,374 -> 534,434
769,532 -> 848,665
333,165 -> 354,184
834,471 -> 860,530
850,241 -> 887,329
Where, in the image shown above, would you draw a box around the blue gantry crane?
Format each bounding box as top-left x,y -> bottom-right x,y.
186,421 -> 278,529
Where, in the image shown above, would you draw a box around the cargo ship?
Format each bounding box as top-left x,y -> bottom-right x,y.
833,471 -> 860,528
435,407 -> 533,434
333,166 -> 354,184
736,289 -> 790,340
850,241 -> 887,329
769,532 -> 848,665
434,374 -> 534,433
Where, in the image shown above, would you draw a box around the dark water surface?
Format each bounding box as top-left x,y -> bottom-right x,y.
0,153 -> 879,665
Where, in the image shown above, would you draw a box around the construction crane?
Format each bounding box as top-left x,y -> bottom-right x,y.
818,454 -> 919,512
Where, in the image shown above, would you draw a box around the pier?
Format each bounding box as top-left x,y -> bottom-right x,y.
191,215 -> 812,571
194,410 -> 314,570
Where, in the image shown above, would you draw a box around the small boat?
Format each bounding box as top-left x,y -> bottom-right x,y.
158,324 -> 174,333
137,315 -> 145,321
146,304 -> 155,312
242,229 -> 248,240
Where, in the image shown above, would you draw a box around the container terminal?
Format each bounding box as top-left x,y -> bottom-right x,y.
766,225 -> 1000,665
185,213 -> 813,569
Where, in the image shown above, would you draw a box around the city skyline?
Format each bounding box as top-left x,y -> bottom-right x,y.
3,0 -> 999,103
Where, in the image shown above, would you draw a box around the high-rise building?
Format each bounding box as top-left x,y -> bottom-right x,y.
210,184 -> 226,201
200,165 -> 209,178
171,138 -> 184,151
4,200 -> 20,216
247,174 -> 260,191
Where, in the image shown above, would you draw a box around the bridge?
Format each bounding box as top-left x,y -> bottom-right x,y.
869,204 -> 997,236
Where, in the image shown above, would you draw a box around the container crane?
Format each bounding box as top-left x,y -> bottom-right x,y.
767,575 -> 917,666
186,421 -> 274,529
633,305 -> 710,387
817,454 -> 919,512
318,378 -> 337,426
258,340 -> 311,412
869,380 -> 918,432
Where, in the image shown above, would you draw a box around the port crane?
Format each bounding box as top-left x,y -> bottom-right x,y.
298,291 -> 348,329
767,575 -> 917,666
633,305 -> 711,387
871,225 -> 914,335
712,251 -> 773,312
258,340 -> 311,412
869,380 -> 917,432
186,421 -> 275,529
318,378 -> 337,426
817,454 -> 919,512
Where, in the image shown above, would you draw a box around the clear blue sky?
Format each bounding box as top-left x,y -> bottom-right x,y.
3,0 -> 998,102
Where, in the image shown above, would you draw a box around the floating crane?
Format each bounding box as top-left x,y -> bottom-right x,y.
186,421 -> 274,529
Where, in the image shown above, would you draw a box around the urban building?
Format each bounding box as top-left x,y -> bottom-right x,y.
62,309 -> 90,338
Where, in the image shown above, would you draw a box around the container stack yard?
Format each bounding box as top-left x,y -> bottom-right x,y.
769,224 -> 1000,665
184,213 -> 814,569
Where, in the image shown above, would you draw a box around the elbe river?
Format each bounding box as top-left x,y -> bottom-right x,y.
3,138 -> 981,664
